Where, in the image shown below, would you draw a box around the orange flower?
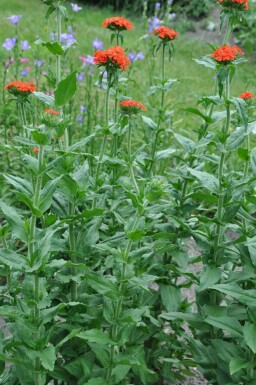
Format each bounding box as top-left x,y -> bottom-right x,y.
218,0 -> 248,10
94,46 -> 131,71
102,16 -> 133,31
153,26 -> 178,41
240,91 -> 254,99
33,147 -> 39,153
5,80 -> 36,96
118,99 -> 146,115
44,109 -> 59,115
211,45 -> 244,63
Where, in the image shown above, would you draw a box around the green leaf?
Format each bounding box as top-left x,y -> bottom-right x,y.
39,177 -> 62,213
77,329 -> 114,345
182,108 -> 213,123
160,284 -> 181,312
194,56 -> 216,69
231,97 -> 248,128
54,71 -> 77,106
205,316 -> 243,338
155,148 -> 176,160
0,201 -> 27,242
0,249 -> 26,270
3,174 -> 33,196
243,322 -> 256,354
226,127 -> 246,151
141,115 -> 157,129
32,131 -> 49,146
83,378 -> 107,385
42,41 -> 64,55
173,132 -> 195,153
112,365 -> 131,384
33,91 -> 54,106
127,229 -> 145,241
250,147 -> 256,176
211,283 -> 256,306
198,266 -> 222,292
39,345 -> 56,371
229,357 -> 251,375
187,168 -> 218,193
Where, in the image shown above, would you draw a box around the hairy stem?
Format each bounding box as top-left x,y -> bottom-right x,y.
128,119 -> 140,195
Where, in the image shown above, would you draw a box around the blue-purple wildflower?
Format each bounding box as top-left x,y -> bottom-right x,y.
20,40 -> 31,50
71,3 -> 82,12
2,37 -> 16,51
93,38 -> 103,50
6,15 -> 22,24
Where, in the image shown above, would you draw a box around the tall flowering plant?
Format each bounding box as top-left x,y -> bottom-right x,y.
148,26 -> 178,174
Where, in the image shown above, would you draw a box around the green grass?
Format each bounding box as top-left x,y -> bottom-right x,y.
1,0 -> 255,131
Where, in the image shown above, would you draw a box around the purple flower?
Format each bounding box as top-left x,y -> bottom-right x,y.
93,38 -> 103,50
21,67 -> 30,77
80,55 -> 94,66
137,52 -> 145,60
6,15 -> 22,25
155,2 -> 161,10
34,59 -> 45,67
2,37 -> 16,51
128,53 -> 137,63
20,40 -> 31,50
71,3 -> 82,12
77,115 -> 84,123
61,33 -> 76,46
169,12 -> 176,21
80,105 -> 87,112
20,58 -> 29,63
148,16 -> 160,32
77,72 -> 84,82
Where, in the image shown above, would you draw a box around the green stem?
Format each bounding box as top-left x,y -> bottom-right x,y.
213,72 -> 230,264
20,101 -> 27,137
28,145 -> 44,385
106,212 -> 142,382
69,212 -> 77,302
149,42 -> 165,175
93,84 -> 110,207
223,17 -> 232,45
56,6 -> 68,149
128,119 -> 140,195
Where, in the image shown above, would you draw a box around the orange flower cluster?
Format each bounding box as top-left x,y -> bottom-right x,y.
102,16 -> 133,31
118,99 -> 146,115
5,80 -> 36,96
240,91 -> 254,99
153,26 -> 178,41
218,0 -> 248,10
44,109 -> 60,115
211,45 -> 244,63
94,46 -> 131,71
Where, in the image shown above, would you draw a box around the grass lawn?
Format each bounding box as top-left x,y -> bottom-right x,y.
1,0 -> 255,131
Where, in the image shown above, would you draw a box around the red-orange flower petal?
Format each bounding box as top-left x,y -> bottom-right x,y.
44,109 -> 60,115
118,99 -> 146,115
102,16 -> 133,31
153,26 -> 178,41
240,91 -> 254,99
93,46 -> 130,71
33,147 -> 39,153
5,80 -> 36,96
210,45 -> 244,63
218,0 -> 248,10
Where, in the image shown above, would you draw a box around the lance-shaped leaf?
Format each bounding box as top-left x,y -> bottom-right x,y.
0,201 -> 27,242
54,71 -> 77,106
187,168 -> 218,193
